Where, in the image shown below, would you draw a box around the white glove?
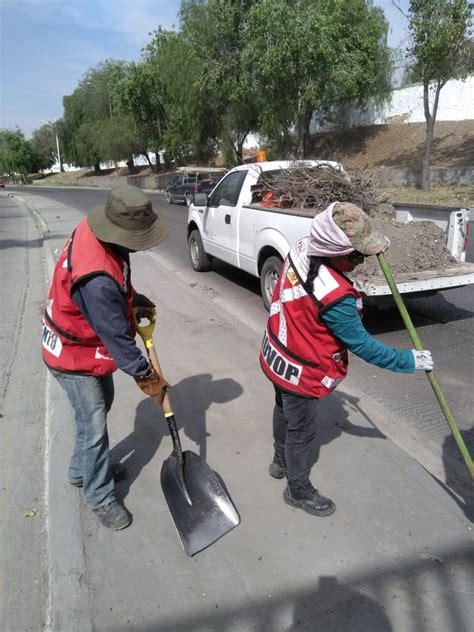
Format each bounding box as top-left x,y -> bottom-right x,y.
412,350 -> 434,371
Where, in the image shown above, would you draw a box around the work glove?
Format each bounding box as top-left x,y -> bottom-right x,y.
377,236 -> 391,253
412,350 -> 434,371
135,368 -> 170,405
133,293 -> 155,320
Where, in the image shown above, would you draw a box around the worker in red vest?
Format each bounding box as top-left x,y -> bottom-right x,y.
260,202 -> 434,517
42,185 -> 169,530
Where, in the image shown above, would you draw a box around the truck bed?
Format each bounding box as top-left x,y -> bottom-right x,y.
353,263 -> 474,296
246,204 -> 316,218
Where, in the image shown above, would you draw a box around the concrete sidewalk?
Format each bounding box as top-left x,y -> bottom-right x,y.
19,192 -> 474,631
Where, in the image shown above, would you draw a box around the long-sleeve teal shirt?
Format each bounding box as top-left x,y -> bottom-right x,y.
321,296 -> 415,373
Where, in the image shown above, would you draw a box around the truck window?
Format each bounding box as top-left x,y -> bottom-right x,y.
209,171 -> 247,207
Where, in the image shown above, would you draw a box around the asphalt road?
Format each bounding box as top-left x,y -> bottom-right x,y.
8,186 -> 474,490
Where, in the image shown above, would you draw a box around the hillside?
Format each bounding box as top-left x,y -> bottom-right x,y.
311,120 -> 474,169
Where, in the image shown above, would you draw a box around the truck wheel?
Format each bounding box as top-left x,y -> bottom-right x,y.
185,193 -> 193,207
260,255 -> 282,311
166,191 -> 173,204
188,229 -> 212,272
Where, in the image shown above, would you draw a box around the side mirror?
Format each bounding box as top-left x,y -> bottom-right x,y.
193,192 -> 208,207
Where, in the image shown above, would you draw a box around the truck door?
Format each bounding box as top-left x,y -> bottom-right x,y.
202,170 -> 247,265
169,174 -> 184,201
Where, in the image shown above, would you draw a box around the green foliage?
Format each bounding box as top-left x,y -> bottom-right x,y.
407,0 -> 472,85
144,27 -> 217,164
31,124 -> 56,169
179,0 -> 261,163
118,60 -> 166,156
62,59 -> 133,168
98,116 -> 143,163
244,0 -> 392,157
0,128 -> 49,181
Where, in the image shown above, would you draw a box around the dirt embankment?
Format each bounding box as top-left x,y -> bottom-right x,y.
310,120 -> 474,170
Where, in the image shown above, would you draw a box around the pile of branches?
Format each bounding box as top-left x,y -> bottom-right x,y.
255,163 -> 395,220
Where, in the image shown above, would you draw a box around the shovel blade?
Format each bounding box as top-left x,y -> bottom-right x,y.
161,450 -> 240,556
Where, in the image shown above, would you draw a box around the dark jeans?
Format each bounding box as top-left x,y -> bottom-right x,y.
49,368 -> 115,508
272,386 -> 319,490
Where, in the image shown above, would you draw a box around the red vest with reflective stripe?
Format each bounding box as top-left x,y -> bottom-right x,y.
42,217 -> 135,375
259,237 -> 362,397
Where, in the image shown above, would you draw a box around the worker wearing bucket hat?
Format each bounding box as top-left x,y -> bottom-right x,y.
260,201 -> 434,517
42,185 -> 170,531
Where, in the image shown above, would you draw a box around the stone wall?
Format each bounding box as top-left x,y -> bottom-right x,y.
366,166 -> 474,188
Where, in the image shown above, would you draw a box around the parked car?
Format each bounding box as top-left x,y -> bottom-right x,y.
165,167 -> 227,206
0,179 -> 5,188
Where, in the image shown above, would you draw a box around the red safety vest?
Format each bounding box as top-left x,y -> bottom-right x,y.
259,237 -> 363,397
42,217 -> 135,376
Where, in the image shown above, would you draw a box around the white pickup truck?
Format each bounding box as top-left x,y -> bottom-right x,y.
187,160 -> 474,309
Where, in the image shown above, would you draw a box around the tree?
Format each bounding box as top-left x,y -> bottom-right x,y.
244,0 -> 392,158
145,27 -> 218,165
117,59 -> 167,172
405,0 -> 472,190
31,124 -> 57,171
62,59 -> 137,172
0,129 -> 48,182
179,0 -> 261,164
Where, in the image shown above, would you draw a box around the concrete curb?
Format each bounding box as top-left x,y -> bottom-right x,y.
16,195 -> 93,632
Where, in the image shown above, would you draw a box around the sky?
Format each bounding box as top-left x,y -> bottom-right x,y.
0,0 -> 409,139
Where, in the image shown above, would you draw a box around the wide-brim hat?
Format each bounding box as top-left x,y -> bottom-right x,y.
88,185 -> 170,250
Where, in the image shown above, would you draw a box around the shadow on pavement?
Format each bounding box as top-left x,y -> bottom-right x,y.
308,391 -> 386,469
108,543 -> 473,631
442,427 -> 474,522
110,373 -> 243,499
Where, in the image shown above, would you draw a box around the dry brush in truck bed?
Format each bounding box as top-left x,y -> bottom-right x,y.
255,163 -> 457,278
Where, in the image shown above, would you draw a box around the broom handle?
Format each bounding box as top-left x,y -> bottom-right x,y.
377,252 -> 474,479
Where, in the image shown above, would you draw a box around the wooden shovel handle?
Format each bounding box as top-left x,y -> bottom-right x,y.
133,308 -> 173,417
147,344 -> 173,417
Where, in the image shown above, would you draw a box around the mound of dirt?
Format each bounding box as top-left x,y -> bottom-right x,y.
352,219 -> 457,281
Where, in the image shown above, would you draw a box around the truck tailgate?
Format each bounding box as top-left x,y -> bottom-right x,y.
353,262 -> 474,296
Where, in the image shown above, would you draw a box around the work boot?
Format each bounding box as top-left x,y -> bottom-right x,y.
92,499 -> 132,531
283,483 -> 336,517
268,460 -> 287,479
69,463 -> 126,488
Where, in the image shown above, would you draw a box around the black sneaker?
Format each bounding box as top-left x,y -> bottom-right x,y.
283,484 -> 336,517
69,463 -> 126,488
92,500 -> 131,530
268,461 -> 287,479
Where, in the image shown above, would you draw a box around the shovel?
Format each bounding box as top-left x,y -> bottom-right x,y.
134,309 -> 240,555
377,253 -> 474,480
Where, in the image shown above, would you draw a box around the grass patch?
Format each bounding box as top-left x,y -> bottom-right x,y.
379,185 -> 474,208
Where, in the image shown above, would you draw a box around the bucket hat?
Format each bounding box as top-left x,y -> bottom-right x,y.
88,185 -> 170,251
307,201 -> 388,258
